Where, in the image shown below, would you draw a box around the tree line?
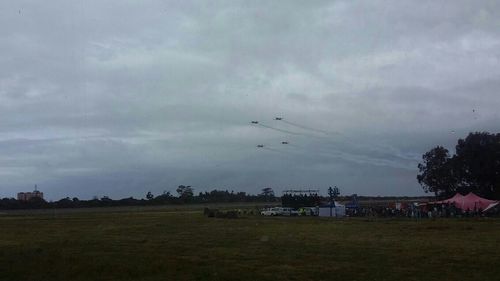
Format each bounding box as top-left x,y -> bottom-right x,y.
417,132 -> 500,199
0,186 -> 278,210
281,193 -> 321,208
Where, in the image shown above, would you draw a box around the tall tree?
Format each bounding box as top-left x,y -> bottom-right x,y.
454,132 -> 500,198
176,185 -> 194,202
417,146 -> 457,198
417,132 -> 500,199
260,187 -> 275,201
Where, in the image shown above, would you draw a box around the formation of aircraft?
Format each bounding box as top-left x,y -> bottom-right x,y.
251,116 -> 326,150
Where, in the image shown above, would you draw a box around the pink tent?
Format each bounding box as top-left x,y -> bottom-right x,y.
436,193 -> 464,204
436,192 -> 498,211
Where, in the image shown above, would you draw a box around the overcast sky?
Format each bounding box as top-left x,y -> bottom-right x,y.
1,1 -> 499,200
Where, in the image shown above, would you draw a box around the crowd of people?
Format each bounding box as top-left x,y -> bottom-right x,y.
345,202 -> 499,218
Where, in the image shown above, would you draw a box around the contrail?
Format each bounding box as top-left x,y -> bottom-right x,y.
283,142 -> 303,149
280,119 -> 339,135
257,123 -> 308,136
280,142 -> 415,170
257,123 -> 332,140
261,147 -> 285,153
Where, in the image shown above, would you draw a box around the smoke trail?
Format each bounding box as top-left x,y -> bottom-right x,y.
280,120 -> 339,135
261,147 -> 285,153
283,143 -> 302,149
283,142 -> 342,158
282,142 -> 414,170
257,123 -> 308,136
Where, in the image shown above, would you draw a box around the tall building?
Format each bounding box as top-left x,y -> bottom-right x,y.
17,185 -> 44,201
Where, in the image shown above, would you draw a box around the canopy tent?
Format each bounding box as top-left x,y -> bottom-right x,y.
483,202 -> 499,213
435,192 -> 498,212
437,193 -> 464,204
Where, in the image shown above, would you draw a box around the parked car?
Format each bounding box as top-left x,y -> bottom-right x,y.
280,207 -> 299,216
261,207 -> 299,216
260,207 -> 281,216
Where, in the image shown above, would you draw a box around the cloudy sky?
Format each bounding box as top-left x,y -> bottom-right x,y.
1,1 -> 499,200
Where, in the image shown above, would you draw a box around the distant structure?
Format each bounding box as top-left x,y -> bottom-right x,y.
282,189 -> 319,195
17,185 -> 44,201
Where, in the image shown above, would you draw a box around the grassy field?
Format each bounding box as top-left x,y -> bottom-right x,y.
1,206 -> 500,281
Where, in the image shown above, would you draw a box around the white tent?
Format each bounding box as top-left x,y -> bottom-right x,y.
318,202 -> 345,217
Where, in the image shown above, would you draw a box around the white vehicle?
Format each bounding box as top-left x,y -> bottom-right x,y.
260,207 -> 281,216
261,207 -> 299,216
280,207 -> 299,216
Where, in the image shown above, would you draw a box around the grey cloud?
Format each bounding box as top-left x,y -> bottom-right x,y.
1,1 -> 499,199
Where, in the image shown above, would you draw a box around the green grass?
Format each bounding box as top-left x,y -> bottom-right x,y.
1,207 -> 500,281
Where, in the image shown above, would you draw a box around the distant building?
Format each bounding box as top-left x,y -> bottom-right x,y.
17,185 -> 44,201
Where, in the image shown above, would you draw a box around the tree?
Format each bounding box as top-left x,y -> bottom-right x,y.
454,132 -> 500,198
417,146 -> 457,198
260,188 -> 275,202
56,197 -> 73,208
146,191 -> 154,200
153,191 -> 174,204
417,132 -> 500,199
26,196 -> 47,208
176,185 -> 194,202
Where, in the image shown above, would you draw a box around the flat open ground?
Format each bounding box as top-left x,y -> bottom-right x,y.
1,205 -> 500,281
